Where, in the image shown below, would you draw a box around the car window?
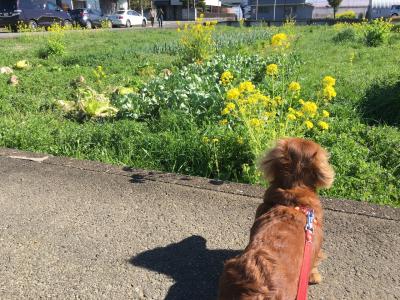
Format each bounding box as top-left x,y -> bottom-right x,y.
117,10 -> 125,14
46,1 -> 57,10
132,10 -> 140,16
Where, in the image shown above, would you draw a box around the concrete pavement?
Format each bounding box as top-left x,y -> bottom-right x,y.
0,148 -> 399,299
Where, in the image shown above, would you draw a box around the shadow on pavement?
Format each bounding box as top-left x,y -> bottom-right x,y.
130,235 -> 240,300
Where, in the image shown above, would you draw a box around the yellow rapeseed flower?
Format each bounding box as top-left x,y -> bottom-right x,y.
323,85 -> 337,101
220,71 -> 234,85
266,64 -> 278,76
212,138 -> 219,143
237,137 -> 244,144
287,113 -> 297,120
322,76 -> 336,87
298,99 -> 305,105
304,120 -> 314,129
219,119 -> 228,125
249,118 -> 262,127
302,101 -> 318,116
288,81 -> 301,93
271,33 -> 289,47
202,136 -> 209,143
221,107 -> 230,115
239,81 -> 255,93
318,121 -> 329,130
226,102 -> 236,111
226,88 -> 240,100
322,110 -> 330,118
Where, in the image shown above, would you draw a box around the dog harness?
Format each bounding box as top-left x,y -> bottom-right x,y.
295,207 -> 315,300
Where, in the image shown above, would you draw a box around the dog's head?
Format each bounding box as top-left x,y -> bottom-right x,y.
260,138 -> 334,189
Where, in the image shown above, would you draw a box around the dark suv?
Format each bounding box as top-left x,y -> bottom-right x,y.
70,9 -> 111,29
0,0 -> 72,31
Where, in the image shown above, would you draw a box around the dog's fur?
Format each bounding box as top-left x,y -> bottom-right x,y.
218,138 -> 334,300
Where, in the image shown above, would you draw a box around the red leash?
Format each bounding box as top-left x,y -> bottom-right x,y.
296,208 -> 315,300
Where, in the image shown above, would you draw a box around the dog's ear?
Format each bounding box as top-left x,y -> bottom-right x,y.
259,139 -> 288,183
313,148 -> 335,189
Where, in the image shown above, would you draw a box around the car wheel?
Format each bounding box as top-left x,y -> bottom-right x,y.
28,20 -> 38,30
142,19 -> 147,27
86,20 -> 92,29
392,13 -> 399,17
126,20 -> 131,28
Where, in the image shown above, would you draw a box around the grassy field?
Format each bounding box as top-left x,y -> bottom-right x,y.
0,24 -> 399,206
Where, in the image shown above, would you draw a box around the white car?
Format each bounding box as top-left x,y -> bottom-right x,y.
108,10 -> 147,27
391,5 -> 400,16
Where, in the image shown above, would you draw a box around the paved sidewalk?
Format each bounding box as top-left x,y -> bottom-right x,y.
0,148 -> 399,299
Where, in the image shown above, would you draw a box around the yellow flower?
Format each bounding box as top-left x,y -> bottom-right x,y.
274,96 -> 283,105
247,94 -> 259,105
266,64 -> 278,76
249,118 -> 262,127
226,88 -> 240,100
322,110 -> 330,118
265,111 -> 276,118
304,120 -> 314,129
295,110 -> 304,117
288,81 -> 301,93
226,102 -> 236,111
323,85 -> 337,101
237,137 -> 244,144
287,113 -> 297,120
221,107 -> 230,115
212,138 -> 219,143
318,121 -> 329,130
202,136 -> 209,143
298,99 -> 305,105
220,71 -> 233,85
239,107 -> 246,114
219,119 -> 228,126
238,81 -> 255,93
271,33 -> 289,47
288,107 -> 296,113
302,101 -> 318,116
322,76 -> 336,87
177,28 -> 181,32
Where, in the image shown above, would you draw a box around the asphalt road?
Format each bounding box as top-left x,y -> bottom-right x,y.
0,149 -> 399,300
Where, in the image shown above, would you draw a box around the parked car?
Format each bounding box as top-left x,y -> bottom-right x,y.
108,10 -> 147,28
0,0 -> 72,32
70,8 -> 111,29
391,5 -> 400,16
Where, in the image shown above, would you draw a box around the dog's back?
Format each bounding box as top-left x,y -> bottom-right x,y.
218,138 -> 334,299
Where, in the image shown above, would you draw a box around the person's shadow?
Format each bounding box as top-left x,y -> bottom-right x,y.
129,235 -> 241,300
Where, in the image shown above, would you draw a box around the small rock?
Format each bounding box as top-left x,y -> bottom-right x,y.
8,75 -> 18,86
0,67 -> 13,74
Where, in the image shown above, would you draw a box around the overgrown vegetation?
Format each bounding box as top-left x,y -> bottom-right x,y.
0,23 -> 399,206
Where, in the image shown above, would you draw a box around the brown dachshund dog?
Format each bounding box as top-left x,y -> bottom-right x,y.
218,138 -> 334,300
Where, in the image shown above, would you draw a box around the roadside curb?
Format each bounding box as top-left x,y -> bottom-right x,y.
1,147 -> 399,221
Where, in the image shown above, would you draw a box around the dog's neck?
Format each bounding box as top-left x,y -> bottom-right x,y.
263,185 -> 322,212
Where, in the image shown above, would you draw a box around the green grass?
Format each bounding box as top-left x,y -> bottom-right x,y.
0,25 -> 399,206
